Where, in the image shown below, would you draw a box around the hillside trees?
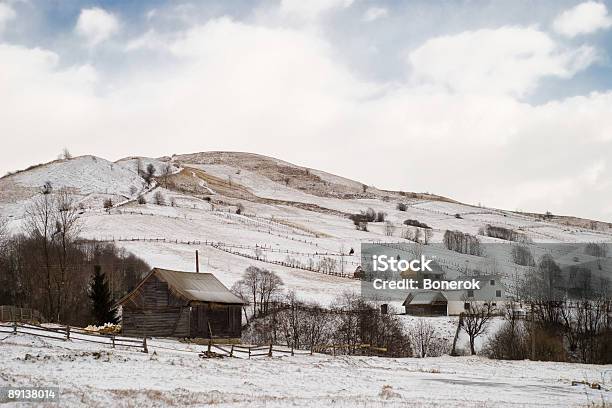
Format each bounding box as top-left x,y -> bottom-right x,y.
511,245 -> 535,266
246,292 -> 412,357
1,189 -> 149,325
443,230 -> 483,256
144,163 -> 156,184
232,266 -> 283,318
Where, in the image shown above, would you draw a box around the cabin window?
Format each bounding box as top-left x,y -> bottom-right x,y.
467,290 -> 474,298
464,302 -> 470,310
496,290 -> 502,298
490,279 -> 495,286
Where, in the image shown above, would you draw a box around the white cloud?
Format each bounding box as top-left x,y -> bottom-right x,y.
553,1 -> 612,37
408,27 -> 598,97
0,2 -> 16,34
280,0 -> 354,20
362,7 -> 388,22
2,17 -> 612,221
75,7 -> 120,46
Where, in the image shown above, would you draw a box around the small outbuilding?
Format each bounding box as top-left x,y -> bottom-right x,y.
117,268 -> 245,339
402,291 -> 448,316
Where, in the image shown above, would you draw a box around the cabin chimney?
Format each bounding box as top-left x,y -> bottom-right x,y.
195,250 -> 200,273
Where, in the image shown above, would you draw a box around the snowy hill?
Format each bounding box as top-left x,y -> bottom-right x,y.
1,151 -> 612,312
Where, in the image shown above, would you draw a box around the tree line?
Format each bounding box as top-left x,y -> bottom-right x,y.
0,188 -> 149,326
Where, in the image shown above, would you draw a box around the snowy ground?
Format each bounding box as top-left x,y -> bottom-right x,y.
1,153 -> 612,407
0,332 -> 609,407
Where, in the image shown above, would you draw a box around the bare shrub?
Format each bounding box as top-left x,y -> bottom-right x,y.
384,221 -> 395,236
511,244 -> 535,266
443,230 -> 483,256
153,191 -> 165,206
403,219 -> 431,229
408,319 -> 449,357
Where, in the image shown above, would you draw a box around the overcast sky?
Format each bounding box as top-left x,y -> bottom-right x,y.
1,0 -> 612,221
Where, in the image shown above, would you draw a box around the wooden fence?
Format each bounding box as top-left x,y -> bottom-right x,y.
201,341 -> 386,358
0,322 -> 148,353
0,306 -> 44,323
0,322 -> 387,359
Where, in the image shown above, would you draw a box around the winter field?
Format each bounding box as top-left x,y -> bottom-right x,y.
0,331 -> 610,407
1,152 -> 612,406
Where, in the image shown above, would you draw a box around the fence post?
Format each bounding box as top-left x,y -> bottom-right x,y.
291,344 -> 294,357
143,336 -> 148,353
66,325 -> 70,340
111,335 -> 115,348
268,343 -> 273,357
13,319 -> 17,335
248,347 -> 251,359
230,344 -> 234,357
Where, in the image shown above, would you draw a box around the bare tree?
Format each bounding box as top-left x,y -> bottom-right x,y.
461,301 -> 495,355
424,229 -> 433,245
52,190 -> 82,321
153,191 -> 165,206
408,319 -> 437,357
145,163 -> 156,184
234,266 -> 283,317
414,228 -> 422,244
24,193 -> 57,319
61,148 -> 72,160
160,163 -> 173,188
384,221 -> 395,237
257,269 -> 283,316
0,216 -> 8,258
318,257 -> 337,274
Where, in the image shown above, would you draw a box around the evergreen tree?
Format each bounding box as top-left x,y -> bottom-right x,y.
88,265 -> 118,325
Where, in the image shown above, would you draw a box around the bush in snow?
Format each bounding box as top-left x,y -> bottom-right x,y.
153,191 -> 165,206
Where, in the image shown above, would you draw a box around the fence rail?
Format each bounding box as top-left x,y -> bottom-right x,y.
0,322 -> 148,353
1,322 -> 387,359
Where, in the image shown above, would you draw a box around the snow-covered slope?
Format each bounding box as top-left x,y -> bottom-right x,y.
1,151 -> 611,307
0,155 -> 147,221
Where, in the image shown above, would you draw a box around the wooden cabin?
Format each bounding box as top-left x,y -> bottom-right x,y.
116,268 -> 245,339
403,291 -> 448,316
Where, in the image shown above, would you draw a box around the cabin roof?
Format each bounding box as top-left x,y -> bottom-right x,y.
403,291 -> 447,306
117,268 -> 245,305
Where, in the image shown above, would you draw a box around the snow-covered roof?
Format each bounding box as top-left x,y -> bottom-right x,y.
154,268 -> 245,304
403,291 -> 447,306
118,268 -> 245,305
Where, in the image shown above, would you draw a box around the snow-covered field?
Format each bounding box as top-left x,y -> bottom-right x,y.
1,152 -> 612,406
1,332 -> 609,407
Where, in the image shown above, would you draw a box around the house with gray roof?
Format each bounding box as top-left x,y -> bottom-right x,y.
117,268 -> 245,339
402,275 -> 507,316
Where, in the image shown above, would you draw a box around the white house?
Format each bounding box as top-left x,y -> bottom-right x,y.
403,275 -> 507,316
